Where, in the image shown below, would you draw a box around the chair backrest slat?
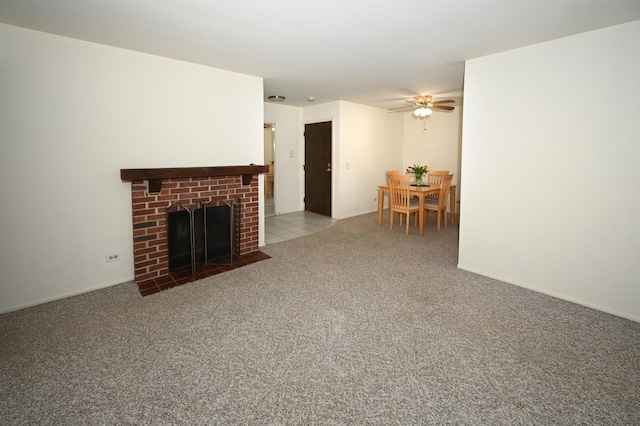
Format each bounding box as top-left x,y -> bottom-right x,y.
437,174 -> 453,209
388,175 -> 412,209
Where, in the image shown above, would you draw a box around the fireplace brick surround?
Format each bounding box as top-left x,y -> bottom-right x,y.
121,166 -> 268,287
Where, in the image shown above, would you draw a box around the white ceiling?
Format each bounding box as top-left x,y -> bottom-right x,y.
2,0 -> 640,109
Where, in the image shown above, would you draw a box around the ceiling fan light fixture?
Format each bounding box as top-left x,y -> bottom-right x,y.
413,107 -> 432,118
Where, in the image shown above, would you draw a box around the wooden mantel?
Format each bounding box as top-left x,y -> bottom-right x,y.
120,165 -> 269,193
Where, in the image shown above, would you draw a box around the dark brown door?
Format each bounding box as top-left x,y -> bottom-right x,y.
304,121 -> 332,216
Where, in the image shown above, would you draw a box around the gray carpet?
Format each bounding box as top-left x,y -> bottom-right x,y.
1,212 -> 639,425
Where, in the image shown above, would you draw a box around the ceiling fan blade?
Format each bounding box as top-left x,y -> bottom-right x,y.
388,106 -> 415,111
432,100 -> 455,104
432,105 -> 455,111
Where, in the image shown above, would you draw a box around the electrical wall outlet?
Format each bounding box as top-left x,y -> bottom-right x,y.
106,253 -> 120,262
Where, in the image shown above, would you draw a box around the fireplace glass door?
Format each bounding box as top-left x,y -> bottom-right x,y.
167,198 -> 239,276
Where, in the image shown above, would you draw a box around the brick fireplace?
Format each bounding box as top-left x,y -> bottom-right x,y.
121,165 -> 269,294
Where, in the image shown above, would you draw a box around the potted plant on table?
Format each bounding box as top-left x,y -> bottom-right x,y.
406,164 -> 430,186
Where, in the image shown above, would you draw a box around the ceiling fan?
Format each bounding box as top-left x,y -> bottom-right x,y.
389,95 -> 455,118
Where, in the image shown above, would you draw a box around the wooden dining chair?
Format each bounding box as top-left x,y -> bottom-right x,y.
425,170 -> 449,199
388,174 -> 420,235
423,173 -> 453,230
427,170 -> 449,187
385,169 -> 399,184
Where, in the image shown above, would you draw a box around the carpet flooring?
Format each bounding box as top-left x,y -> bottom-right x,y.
1,211 -> 639,424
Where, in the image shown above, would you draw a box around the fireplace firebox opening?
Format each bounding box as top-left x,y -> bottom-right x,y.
167,198 -> 240,277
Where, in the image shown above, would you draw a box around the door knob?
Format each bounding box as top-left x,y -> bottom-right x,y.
326,163 -> 331,172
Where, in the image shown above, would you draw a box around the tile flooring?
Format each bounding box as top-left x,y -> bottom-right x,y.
265,211 -> 337,245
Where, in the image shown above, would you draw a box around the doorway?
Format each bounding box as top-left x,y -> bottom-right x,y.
304,121 -> 332,217
264,124 -> 275,217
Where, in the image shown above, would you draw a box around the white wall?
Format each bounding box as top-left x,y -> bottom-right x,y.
459,20 -> 640,321
403,108 -> 462,210
0,24 -> 264,313
264,103 -> 304,215
263,127 -> 274,164
266,101 -> 403,220
302,101 -> 404,219
337,102 -> 404,218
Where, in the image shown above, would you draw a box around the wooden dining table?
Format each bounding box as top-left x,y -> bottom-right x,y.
377,184 -> 457,236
